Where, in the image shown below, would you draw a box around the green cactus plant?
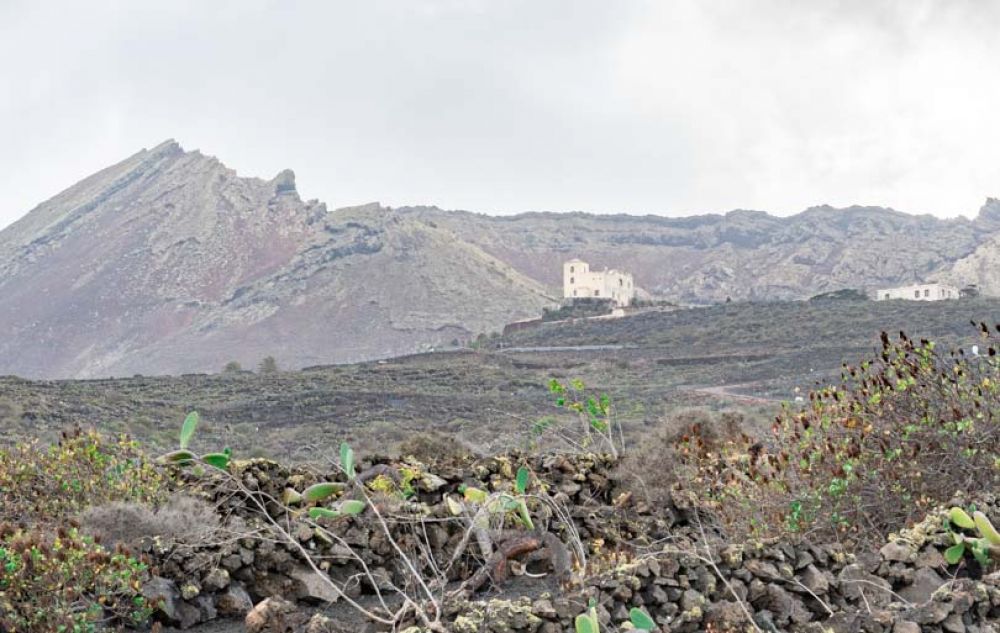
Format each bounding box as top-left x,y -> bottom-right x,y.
946,506 -> 1000,566
575,598 -> 600,633
340,441 -> 355,480
515,465 -> 530,495
159,449 -> 196,465
457,480 -> 535,530
179,411 -> 199,450
201,448 -> 232,469
629,607 -> 655,631
302,482 -> 347,503
308,499 -> 366,520
158,411 -> 232,469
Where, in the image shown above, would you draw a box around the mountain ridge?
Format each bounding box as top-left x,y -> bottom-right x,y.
1,139 -> 997,378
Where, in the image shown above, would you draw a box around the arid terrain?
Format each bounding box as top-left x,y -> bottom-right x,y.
3,296 -> 995,461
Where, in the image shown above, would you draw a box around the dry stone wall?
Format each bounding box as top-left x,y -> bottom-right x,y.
137,455 -> 1000,632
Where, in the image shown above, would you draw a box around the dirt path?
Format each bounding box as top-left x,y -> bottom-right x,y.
684,382 -> 783,404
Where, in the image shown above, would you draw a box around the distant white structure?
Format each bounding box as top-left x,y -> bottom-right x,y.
563,259 -> 634,307
874,282 -> 959,302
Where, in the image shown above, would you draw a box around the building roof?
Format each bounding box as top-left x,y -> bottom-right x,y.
877,282 -> 958,291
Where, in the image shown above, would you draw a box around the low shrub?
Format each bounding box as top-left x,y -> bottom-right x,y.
80,493 -> 221,549
675,329 -> 1000,547
0,523 -> 154,632
616,409 -> 747,508
0,429 -> 168,630
0,428 -> 166,524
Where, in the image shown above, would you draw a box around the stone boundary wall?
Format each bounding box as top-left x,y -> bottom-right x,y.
136,455 -> 1000,632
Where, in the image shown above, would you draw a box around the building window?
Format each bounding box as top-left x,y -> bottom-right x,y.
619,278 -> 623,286
924,289 -> 930,297
570,266 -> 574,273
570,277 -> 574,284
884,293 -> 890,300
594,290 -> 600,296
915,290 -> 920,298
573,290 -> 577,296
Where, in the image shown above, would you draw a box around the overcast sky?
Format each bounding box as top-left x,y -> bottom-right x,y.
2,0 -> 999,230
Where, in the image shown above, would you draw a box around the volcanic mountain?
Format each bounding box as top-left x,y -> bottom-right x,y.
0,141 -> 554,377
1,140 -> 997,378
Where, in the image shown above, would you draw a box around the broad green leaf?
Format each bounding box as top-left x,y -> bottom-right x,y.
340,442 -> 355,480
463,486 -> 489,504
201,452 -> 230,469
309,507 -> 342,519
974,511 -> 1000,545
516,466 -> 530,495
303,482 -> 345,503
944,542 -> 966,564
574,614 -> 597,633
339,499 -> 366,515
159,449 -> 196,465
179,411 -> 199,449
950,507 -> 976,529
629,607 -> 655,631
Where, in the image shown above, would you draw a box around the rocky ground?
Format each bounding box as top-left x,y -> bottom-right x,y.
6,298 -> 997,462
131,449 -> 1000,633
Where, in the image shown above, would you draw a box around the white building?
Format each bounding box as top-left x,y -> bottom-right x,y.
563,259 -> 634,307
875,282 -> 960,302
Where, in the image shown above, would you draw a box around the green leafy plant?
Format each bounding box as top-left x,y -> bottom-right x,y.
629,607 -> 655,631
548,378 -> 622,458
158,411 -> 232,470
179,411 -> 198,450
340,441 -> 356,480
454,468 -> 535,530
946,506 -> 1000,566
0,429 -> 165,524
515,465 -> 530,495
308,499 -> 366,520
303,482 -> 347,503
674,329 -> 1000,545
575,598 -> 600,633
201,448 -> 232,469
0,523 -> 154,631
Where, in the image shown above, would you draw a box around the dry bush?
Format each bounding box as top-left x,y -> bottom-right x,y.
675,328 -> 1000,548
615,409 -> 748,508
80,492 -> 222,548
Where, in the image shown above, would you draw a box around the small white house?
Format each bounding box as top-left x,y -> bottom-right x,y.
875,283 -> 959,302
563,259 -> 634,307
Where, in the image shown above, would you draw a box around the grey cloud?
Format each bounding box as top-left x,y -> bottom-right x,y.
1,0 -> 998,230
